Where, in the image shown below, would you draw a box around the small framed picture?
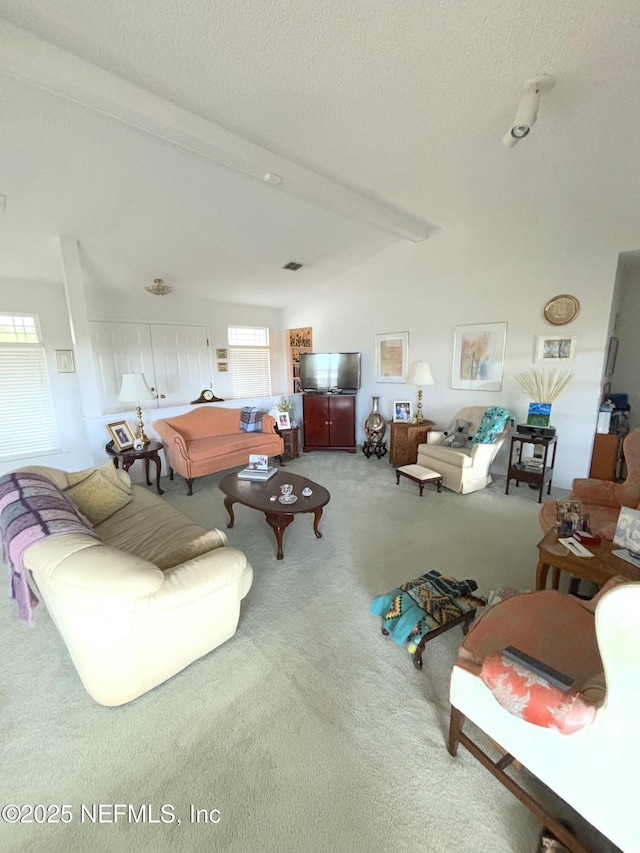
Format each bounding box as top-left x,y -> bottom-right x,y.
277,412 -> 291,430
217,362 -> 228,372
106,420 -> 135,451
55,349 -> 75,373
534,334 -> 577,363
216,348 -> 228,359
393,401 -> 412,423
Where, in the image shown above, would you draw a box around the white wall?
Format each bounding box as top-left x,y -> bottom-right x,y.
614,265 -> 640,429
283,225 -> 619,489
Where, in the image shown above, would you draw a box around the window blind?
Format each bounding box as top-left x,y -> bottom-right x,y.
0,314 -> 60,461
227,326 -> 271,398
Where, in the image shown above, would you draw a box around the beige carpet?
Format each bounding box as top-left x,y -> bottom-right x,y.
0,452 -> 618,852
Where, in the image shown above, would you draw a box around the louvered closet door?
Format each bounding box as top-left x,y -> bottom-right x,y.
90,322 -> 157,415
149,324 -> 210,408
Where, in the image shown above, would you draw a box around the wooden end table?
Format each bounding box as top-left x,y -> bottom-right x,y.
536,528 -> 640,591
106,439 -> 164,495
389,420 -> 435,467
277,426 -> 300,462
506,434 -> 557,504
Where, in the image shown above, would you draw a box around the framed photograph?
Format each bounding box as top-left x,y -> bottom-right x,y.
106,420 -> 135,451
451,322 -> 507,391
216,348 -> 228,359
217,362 -> 228,372
393,401 -> 412,423
535,334 -> 577,363
277,412 -> 291,430
605,336 -> 619,377
55,349 -> 75,373
375,331 -> 409,382
602,381 -> 612,402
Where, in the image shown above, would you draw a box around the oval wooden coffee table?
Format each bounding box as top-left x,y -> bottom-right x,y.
218,471 -> 330,560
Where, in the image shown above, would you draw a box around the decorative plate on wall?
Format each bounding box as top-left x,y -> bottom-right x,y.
543,294 -> 580,326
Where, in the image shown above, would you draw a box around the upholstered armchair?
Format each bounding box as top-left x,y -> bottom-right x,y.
416,406 -> 511,494
448,580 -> 638,853
539,428 -> 640,540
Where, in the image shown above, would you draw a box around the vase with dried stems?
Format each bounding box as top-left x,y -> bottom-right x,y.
514,368 -> 574,426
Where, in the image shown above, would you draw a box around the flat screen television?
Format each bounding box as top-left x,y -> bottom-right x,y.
299,352 -> 361,393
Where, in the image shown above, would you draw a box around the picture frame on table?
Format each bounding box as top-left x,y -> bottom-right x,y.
277,412 -> 291,430
375,331 -> 409,383
393,401 -> 412,423
106,420 -> 135,451
534,334 -> 577,364
451,322 -> 507,391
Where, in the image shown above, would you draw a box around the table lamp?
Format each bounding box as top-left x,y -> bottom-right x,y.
407,361 -> 435,424
118,373 -> 154,446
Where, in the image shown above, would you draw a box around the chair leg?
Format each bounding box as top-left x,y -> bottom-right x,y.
448,705 -> 465,756
169,467 -> 174,481
185,477 -> 194,496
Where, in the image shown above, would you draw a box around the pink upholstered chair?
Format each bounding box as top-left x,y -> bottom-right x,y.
448,579 -> 638,853
539,428 -> 640,540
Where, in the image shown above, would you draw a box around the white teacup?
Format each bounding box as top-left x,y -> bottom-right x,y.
280,484 -> 293,498
302,487 -> 312,497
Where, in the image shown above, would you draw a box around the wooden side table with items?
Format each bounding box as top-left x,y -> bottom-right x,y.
505,433 -> 557,504
389,421 -> 434,467
106,439 -> 164,495
277,426 -> 300,462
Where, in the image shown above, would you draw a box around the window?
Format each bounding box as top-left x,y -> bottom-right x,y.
227,326 -> 271,398
0,314 -> 60,461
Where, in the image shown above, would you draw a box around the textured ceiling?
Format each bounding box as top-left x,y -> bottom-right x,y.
1,1 -> 640,303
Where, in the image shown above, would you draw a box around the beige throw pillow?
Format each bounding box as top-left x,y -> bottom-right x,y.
155,530 -> 227,570
65,462 -> 132,525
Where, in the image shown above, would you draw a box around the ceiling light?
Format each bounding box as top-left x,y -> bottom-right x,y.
145,278 -> 172,296
503,74 -> 555,148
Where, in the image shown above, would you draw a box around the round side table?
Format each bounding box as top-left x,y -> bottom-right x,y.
105,439 -> 164,495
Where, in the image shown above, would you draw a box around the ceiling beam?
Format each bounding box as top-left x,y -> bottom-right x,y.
0,19 -> 436,242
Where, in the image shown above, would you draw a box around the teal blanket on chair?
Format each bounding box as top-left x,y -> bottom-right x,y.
471,406 -> 515,444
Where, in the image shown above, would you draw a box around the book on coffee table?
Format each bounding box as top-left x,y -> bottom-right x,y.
237,466 -> 277,481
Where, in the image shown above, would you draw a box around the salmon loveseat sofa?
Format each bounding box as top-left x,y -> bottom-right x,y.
154,406 -> 284,495
1,464 -> 253,706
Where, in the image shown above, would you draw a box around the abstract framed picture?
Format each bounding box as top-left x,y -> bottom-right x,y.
375,331 -> 409,383
535,334 -> 577,364
451,322 -> 507,391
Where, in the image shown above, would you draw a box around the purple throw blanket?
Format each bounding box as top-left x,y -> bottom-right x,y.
0,472 -> 99,624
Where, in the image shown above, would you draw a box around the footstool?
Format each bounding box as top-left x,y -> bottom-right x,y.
370,570 -> 485,670
396,464 -> 442,496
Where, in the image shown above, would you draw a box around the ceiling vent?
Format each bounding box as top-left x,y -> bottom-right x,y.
283,262 -> 303,271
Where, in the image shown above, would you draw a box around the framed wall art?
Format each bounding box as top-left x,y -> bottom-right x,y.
451,322 -> 507,391
216,348 -> 228,359
375,331 -> 409,383
55,349 -> 75,373
217,362 -> 228,372
534,334 -> 577,364
605,336 -> 619,377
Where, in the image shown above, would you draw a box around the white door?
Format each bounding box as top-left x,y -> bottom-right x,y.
149,324 -> 211,408
90,322 -> 157,414
90,322 -> 211,414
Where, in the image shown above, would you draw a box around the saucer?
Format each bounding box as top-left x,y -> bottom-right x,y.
278,494 -> 297,505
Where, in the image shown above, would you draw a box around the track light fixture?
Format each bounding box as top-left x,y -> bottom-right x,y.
503,74 -> 555,148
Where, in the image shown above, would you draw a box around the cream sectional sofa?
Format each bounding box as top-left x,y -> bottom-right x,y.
11,463 -> 253,706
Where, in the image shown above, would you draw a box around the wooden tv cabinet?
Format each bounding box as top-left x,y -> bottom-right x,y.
302,394 -> 356,453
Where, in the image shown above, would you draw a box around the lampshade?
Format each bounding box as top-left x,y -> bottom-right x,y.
407,361 -> 435,386
118,373 -> 153,403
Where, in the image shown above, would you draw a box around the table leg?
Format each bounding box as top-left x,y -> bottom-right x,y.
143,457 -> 152,487
224,496 -> 237,528
122,460 -> 134,473
265,512 -> 294,560
312,507 -> 324,538
552,568 -> 561,589
111,457 -> 120,469
536,558 -> 551,591
151,451 -> 164,495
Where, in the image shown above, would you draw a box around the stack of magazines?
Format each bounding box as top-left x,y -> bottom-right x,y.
237,454 -> 278,481
522,456 -> 544,472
